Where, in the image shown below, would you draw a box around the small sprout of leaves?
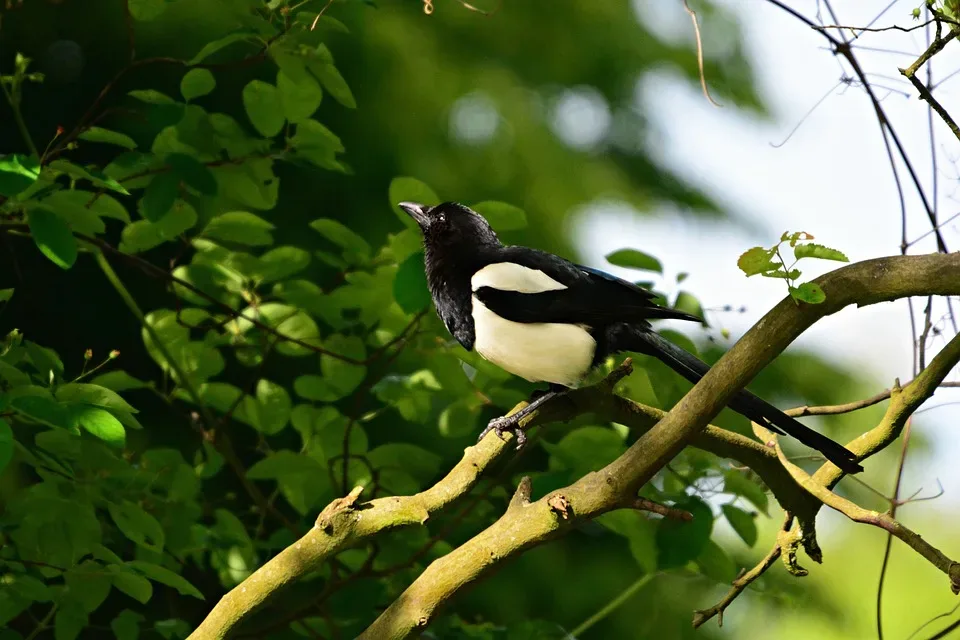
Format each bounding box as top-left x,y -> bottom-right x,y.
737,231 -> 849,305
84,349 -> 93,361
109,350 -> 121,360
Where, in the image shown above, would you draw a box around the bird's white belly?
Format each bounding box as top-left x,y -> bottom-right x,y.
471,296 -> 596,387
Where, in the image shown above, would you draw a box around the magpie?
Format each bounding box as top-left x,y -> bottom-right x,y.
399,201 -> 863,474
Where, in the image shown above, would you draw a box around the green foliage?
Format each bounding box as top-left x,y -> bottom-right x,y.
737,231 -> 849,304
605,248 -> 663,273
0,2 -> 846,638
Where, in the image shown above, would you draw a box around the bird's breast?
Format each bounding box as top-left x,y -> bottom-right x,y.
470,296 -> 596,387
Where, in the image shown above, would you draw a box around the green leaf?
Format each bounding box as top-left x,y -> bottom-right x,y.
128,89 -> 177,105
28,208 -> 77,269
236,379 -> 291,435
0,289 -> 12,303
605,249 -> 662,273
69,404 -> 126,448
204,211 -> 274,246
437,399 -> 478,438
0,419 -> 12,475
127,561 -> 203,599
307,48 -> 355,108
141,171 -> 180,222
673,291 -> 703,321
696,539 -> 737,583
790,282 -> 826,304
110,567 -> 153,605
0,153 -> 41,197
111,609 -> 144,640
128,0 -> 166,20
723,470 -> 769,514
393,252 -> 431,314
242,80 -> 284,137
213,160 -> 278,210
78,127 -> 137,150
10,394 -> 72,430
180,68 -> 216,102
321,335 -> 367,398
293,375 -> 333,401
54,601 -> 88,640
91,544 -> 124,565
90,371 -> 149,392
367,444 -> 441,485
761,268 -> 801,280
41,189 -> 131,225
187,30 -> 258,65
309,218 -> 371,261
108,501 -> 165,551
389,177 -> 439,228
542,426 -> 625,479
722,504 -> 758,546
247,450 -> 324,480
166,153 -> 217,196
65,560 -> 112,613
793,242 -> 849,262
655,497 -> 713,569
289,119 -> 344,170
245,450 -> 330,514
47,159 -> 131,195
255,246 -> 311,282
56,383 -> 138,413
737,246 -> 778,276
470,201 -> 527,232
277,68 -> 323,123
120,201 -> 197,253
25,341 -> 65,379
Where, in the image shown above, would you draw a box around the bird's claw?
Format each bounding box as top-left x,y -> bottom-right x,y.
477,415 -> 527,449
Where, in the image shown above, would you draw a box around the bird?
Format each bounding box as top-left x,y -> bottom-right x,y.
399,201 -> 863,474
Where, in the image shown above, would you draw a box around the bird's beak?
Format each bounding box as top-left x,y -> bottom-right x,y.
398,202 -> 430,228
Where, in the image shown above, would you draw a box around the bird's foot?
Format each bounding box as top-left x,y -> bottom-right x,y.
477,414 -> 527,449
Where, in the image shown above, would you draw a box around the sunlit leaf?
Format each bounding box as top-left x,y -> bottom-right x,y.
722,504 -> 758,546
108,501 -> 165,551
794,242 -> 849,262
127,561 -> 203,599
78,127 -> 137,150
737,246 -> 777,276
28,208 -> 77,269
180,68 -> 216,102
0,153 -> 40,197
605,248 -> 662,273
242,80 -> 284,137
790,282 -> 826,304
204,211 -> 274,246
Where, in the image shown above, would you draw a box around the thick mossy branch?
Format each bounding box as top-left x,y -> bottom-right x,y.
190,253 -> 960,640
693,330 -> 960,628
359,253 -> 960,639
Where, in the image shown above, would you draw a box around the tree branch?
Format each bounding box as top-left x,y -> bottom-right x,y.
355,252 -> 960,638
188,252 -> 960,640
694,328 -> 960,627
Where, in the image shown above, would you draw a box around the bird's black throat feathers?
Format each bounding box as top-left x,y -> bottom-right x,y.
414,202 -> 502,351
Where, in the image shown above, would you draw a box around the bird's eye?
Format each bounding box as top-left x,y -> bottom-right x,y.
437,213 -> 446,222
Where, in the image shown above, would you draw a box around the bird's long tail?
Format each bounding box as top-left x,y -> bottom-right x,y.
618,327 -> 863,474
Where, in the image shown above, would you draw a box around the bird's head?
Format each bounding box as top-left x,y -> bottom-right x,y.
398,202 -> 500,249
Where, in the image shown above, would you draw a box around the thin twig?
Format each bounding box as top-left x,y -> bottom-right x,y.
683,0 -> 722,107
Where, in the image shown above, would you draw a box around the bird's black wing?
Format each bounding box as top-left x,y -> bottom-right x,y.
475,246 -> 701,326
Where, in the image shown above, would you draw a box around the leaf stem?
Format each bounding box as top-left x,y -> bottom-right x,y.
0,81 -> 40,158
570,573 -> 656,637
